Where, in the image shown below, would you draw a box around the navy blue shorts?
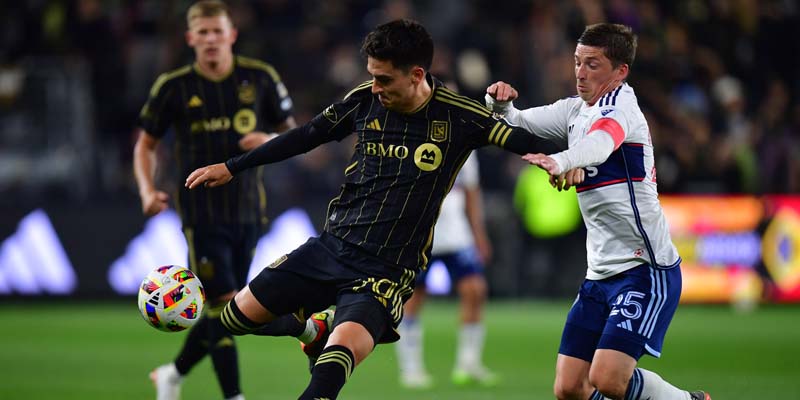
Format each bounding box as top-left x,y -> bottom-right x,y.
416,246 -> 484,287
183,224 -> 261,301
248,232 -> 417,344
559,263 -> 682,361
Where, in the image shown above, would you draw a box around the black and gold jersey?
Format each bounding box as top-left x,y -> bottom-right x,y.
227,74 -> 557,271
138,56 -> 293,226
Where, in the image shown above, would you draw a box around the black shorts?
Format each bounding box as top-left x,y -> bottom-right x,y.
183,223 -> 261,301
248,232 -> 417,344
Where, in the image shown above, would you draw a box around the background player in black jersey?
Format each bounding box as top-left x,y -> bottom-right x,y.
184,19 -> 560,399
132,2 -> 302,399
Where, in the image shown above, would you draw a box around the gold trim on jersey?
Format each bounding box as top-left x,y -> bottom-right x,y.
235,55 -> 282,83
344,80 -> 373,100
435,88 -> 491,117
149,65 -> 192,97
488,122 -> 512,146
192,62 -> 234,82
408,78 -> 436,114
344,161 -> 358,175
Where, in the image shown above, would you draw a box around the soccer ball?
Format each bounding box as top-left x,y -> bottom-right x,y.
137,265 -> 205,332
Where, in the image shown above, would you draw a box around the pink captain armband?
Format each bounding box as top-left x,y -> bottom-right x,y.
588,118 -> 624,150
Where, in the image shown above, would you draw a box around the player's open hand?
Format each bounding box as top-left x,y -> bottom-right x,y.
550,168 -> 585,191
522,153 -> 562,176
185,163 -> 233,189
486,81 -> 518,102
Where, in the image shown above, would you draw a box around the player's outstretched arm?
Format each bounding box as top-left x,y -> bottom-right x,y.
186,163 -> 233,189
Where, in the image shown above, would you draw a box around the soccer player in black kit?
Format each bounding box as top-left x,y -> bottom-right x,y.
186,19 -> 559,400
133,2 -> 301,399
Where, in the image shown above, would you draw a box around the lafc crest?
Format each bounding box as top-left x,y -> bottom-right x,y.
238,83 -> 256,104
430,120 -> 448,142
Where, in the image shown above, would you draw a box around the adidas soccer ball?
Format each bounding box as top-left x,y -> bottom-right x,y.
137,265 -> 205,332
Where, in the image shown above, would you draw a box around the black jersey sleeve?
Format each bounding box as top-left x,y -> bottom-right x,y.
138,72 -> 179,138
225,92 -> 362,174
257,63 -> 293,125
478,117 -> 561,155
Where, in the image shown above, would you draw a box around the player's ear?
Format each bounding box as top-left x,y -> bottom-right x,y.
230,27 -> 238,44
185,30 -> 194,47
411,66 -> 425,84
617,63 -> 629,80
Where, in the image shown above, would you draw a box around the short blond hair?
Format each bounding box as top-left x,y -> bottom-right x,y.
186,0 -> 231,27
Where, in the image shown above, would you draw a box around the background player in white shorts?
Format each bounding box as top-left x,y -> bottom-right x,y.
486,23 -> 710,400
395,151 -> 497,388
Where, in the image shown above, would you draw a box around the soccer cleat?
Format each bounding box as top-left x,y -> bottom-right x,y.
451,365 -> 499,387
399,371 -> 433,389
689,391 -> 711,400
301,309 -> 335,372
149,363 -> 182,400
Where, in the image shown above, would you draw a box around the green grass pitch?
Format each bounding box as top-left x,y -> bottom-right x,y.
1,300 -> 798,399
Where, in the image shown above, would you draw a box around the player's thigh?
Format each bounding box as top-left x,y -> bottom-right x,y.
334,292 -> 393,347
247,239 -> 340,318
558,280 -> 607,362
183,225 -> 237,300
598,264 -> 682,360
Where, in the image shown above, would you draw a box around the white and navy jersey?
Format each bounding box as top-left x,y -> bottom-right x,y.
504,83 -> 680,279
431,151 -> 480,255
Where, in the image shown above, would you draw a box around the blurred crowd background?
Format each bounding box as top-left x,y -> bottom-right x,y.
1,0 -> 798,297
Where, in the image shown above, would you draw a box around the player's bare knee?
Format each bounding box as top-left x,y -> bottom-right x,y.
326,321 -> 374,365
553,375 -> 590,400
589,372 -> 627,400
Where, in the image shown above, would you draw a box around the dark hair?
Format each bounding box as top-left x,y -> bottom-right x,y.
361,19 -> 433,71
578,23 -> 637,68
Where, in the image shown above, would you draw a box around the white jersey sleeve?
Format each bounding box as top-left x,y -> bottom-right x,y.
501,97 -> 581,151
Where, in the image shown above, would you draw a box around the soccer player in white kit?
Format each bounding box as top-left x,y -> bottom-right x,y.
486,23 -> 710,400
395,151 -> 496,388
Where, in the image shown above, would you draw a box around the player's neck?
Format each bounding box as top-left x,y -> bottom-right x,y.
587,80 -> 623,106
195,56 -> 234,81
403,80 -> 432,114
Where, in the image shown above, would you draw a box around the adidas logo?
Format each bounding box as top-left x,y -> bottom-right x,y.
616,319 -> 633,331
188,95 -> 203,108
366,118 -> 382,131
601,108 -> 613,116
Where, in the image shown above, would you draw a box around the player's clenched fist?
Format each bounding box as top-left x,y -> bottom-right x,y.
185,163 -> 233,189
486,81 -> 518,102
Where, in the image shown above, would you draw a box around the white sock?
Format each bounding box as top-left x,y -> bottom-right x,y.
396,319 -> 425,374
297,318 -> 319,345
225,395 -> 245,400
634,368 -> 691,400
455,323 -> 485,370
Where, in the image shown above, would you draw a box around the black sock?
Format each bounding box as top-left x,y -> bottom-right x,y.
254,314 -> 306,337
220,297 -> 260,335
209,316 -> 241,398
298,345 -> 354,400
173,316 -> 210,375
